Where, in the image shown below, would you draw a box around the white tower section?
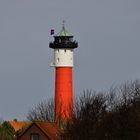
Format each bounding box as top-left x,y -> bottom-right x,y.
51,49 -> 73,67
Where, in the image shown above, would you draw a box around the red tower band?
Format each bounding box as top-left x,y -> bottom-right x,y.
55,67 -> 73,120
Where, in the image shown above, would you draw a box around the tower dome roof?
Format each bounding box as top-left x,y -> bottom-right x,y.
56,22 -> 72,37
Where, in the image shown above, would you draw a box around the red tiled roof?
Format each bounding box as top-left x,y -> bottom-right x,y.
35,121 -> 62,140
8,120 -> 30,132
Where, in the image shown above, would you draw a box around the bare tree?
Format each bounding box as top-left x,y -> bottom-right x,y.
27,98 -> 55,122
63,90 -> 108,140
62,80 -> 140,140
26,98 -> 71,129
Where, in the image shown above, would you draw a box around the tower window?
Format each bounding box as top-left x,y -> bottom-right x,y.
57,58 -> 60,63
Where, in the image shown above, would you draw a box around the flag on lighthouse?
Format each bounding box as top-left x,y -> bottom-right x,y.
50,29 -> 54,35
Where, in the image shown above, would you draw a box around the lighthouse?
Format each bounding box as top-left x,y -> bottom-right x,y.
49,23 -> 78,122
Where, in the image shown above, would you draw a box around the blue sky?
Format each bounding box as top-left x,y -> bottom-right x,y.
0,0 -> 140,120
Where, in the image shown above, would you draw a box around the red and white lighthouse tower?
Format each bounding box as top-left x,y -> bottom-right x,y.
49,23 -> 78,122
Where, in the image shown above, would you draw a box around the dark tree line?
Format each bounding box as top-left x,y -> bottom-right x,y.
62,80 -> 140,140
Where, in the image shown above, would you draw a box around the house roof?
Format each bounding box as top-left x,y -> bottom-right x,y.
35,121 -> 62,140
18,121 -> 62,140
9,119 -> 30,132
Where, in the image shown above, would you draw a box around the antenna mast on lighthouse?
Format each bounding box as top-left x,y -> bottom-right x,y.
49,22 -> 78,122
